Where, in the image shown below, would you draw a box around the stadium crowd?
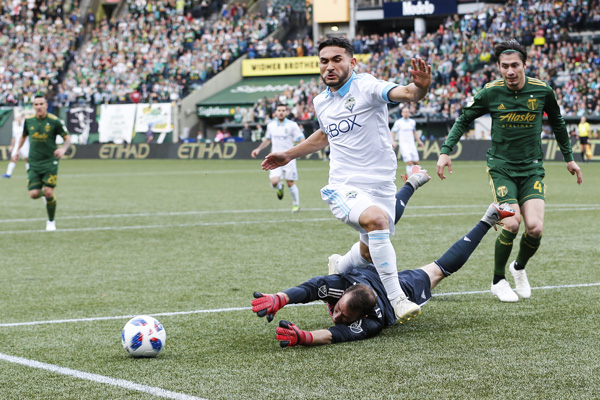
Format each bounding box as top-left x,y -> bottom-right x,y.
55,0 -> 286,106
246,0 -> 600,130
0,0 -> 83,107
0,0 -> 599,130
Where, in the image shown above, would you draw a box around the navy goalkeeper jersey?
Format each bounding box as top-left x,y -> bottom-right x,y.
283,265 -> 431,344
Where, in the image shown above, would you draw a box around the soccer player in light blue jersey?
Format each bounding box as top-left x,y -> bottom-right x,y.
261,37 -> 432,323
252,104 -> 305,213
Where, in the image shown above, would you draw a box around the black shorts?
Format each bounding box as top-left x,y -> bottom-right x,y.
398,269 -> 432,306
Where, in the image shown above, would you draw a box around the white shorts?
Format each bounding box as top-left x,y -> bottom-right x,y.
269,159 -> 298,181
398,141 -> 419,163
11,138 -> 29,159
320,182 -> 396,235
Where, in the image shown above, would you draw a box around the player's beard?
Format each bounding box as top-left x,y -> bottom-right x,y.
321,67 -> 351,90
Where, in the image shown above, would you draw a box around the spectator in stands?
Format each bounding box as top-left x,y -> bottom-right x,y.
240,122 -> 252,141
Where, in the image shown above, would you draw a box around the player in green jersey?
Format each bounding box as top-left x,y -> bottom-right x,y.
12,95 -> 71,231
436,39 -> 583,303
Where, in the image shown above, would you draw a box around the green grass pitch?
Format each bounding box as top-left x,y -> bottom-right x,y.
1,159 -> 599,399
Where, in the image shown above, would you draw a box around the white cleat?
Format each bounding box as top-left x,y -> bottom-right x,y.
491,279 -> 518,302
392,296 -> 421,323
509,261 -> 531,298
45,220 -> 56,231
402,165 -> 431,190
482,202 -> 515,228
328,254 -> 341,275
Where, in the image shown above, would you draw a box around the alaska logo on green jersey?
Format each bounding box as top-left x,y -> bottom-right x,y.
32,132 -> 49,140
498,112 -> 536,123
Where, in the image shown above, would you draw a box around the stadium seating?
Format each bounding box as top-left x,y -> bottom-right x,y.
1,0 -> 598,124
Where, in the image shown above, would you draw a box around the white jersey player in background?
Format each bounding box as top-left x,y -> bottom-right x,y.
252,104 -> 305,213
391,107 -> 424,176
2,112 -> 29,178
261,37 -> 433,323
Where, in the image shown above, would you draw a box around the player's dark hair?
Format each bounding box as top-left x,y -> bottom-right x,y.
318,37 -> 354,57
494,39 -> 527,63
34,93 -> 47,100
344,284 -> 377,316
276,103 -> 288,109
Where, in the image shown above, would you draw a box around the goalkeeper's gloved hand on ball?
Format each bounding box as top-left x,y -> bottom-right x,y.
251,292 -> 288,323
276,320 -> 313,347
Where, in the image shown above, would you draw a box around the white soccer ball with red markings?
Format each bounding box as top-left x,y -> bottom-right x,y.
121,315 -> 166,357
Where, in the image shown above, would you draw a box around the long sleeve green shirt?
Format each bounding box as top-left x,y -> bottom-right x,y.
441,77 -> 574,170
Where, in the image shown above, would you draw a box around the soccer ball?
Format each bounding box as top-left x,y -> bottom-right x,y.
121,315 -> 166,357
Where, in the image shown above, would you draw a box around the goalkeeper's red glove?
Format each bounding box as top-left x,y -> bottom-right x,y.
251,292 -> 288,323
276,320 -> 313,347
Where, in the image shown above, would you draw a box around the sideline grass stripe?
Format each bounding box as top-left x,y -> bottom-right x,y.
0,353 -> 208,400
3,206 -> 599,235
1,282 -> 598,328
2,203 -> 598,224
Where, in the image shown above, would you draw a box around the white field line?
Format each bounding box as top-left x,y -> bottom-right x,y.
1,205 -> 598,235
1,203 -> 597,223
1,203 -> 598,223
0,283 -> 597,400
0,353 -> 207,400
1,282 -> 599,329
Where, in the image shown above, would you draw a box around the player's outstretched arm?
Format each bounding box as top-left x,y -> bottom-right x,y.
436,153 -> 453,180
261,129 -> 329,170
566,160 -> 583,184
276,320 -> 332,347
251,292 -> 288,323
388,57 -> 432,103
251,138 -> 271,159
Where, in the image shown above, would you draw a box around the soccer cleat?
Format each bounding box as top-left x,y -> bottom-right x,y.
292,205 -> 300,213
45,220 -> 56,231
328,254 -> 341,275
509,261 -> 531,298
402,165 -> 430,190
392,296 -> 421,324
490,279 -> 518,302
1,173 -> 10,178
277,187 -> 284,200
481,202 -> 515,229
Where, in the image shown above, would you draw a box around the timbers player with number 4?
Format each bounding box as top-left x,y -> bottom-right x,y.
436,39 -> 583,303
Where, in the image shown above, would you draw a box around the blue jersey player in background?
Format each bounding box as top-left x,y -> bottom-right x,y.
252,178 -> 515,347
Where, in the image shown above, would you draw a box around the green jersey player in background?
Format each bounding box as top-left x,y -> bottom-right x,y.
436,39 -> 582,303
12,94 -> 71,231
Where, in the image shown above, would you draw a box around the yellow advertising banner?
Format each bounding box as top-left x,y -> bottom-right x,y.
242,57 -> 319,76
314,0 -> 349,23
242,54 -> 372,77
